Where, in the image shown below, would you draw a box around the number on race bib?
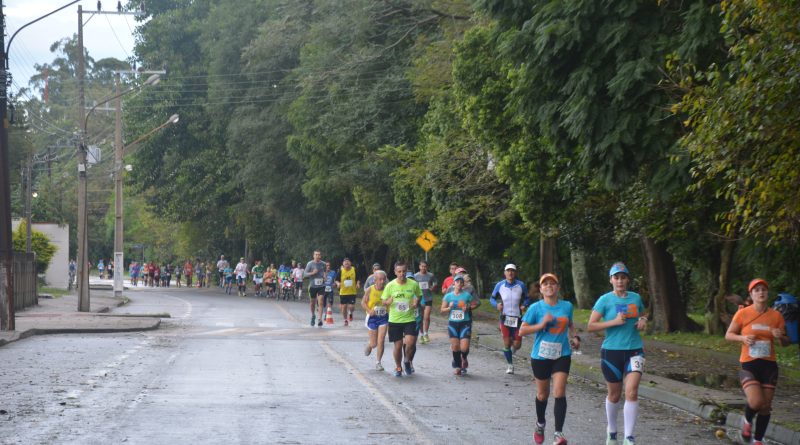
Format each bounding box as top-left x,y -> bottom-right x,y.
538,341 -> 562,360
451,309 -> 465,321
344,279 -> 353,287
749,341 -> 771,359
629,355 -> 645,373
419,281 -> 429,290
373,306 -> 387,317
313,278 -> 323,286
325,286 -> 332,292
396,301 -> 409,312
503,316 -> 519,328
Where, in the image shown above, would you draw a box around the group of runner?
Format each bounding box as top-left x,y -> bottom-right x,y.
202,249 -> 791,445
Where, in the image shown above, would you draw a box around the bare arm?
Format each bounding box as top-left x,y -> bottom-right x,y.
587,310 -> 624,332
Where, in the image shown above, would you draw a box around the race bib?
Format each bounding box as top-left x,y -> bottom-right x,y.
503,316 -> 519,328
325,286 -> 332,292
539,341 -> 562,360
419,281 -> 429,290
343,279 -> 353,287
629,355 -> 645,373
396,301 -> 410,312
313,278 -> 323,286
373,306 -> 387,317
451,309 -> 465,321
749,341 -> 771,358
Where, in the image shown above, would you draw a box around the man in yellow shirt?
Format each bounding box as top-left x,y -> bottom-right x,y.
336,257 -> 360,326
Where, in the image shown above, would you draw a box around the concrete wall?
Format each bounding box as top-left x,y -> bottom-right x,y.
11,219 -> 70,288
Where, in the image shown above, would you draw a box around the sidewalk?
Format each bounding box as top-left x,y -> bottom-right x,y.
0,287 -> 161,348
438,311 -> 800,445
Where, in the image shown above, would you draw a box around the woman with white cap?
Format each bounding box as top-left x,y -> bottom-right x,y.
587,262 -> 647,445
441,274 -> 480,375
520,273 -> 578,445
489,263 -> 530,374
726,278 -> 790,445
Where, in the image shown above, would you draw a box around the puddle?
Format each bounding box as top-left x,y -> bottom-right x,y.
663,372 -> 740,389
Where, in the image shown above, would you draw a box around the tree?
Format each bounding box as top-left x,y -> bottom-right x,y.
12,221 -> 57,274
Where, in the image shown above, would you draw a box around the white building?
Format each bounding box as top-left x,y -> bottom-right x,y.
11,219 -> 70,288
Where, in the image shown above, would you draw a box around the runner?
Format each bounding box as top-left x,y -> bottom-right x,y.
725,278 -> 790,445
292,261 -> 305,300
223,264 -> 234,294
174,263 -> 182,288
252,260 -> 265,297
362,270 -> 389,371
196,261 -> 206,288
278,263 -> 292,300
587,262 -> 648,445
234,257 -> 249,297
264,263 -> 277,298
520,273 -> 579,445
126,261 -> 136,287
304,251 -> 326,326
381,261 -> 422,377
184,259 -> 194,287
489,264 -> 530,374
441,274 -> 479,376
440,262 -> 458,294
415,261 -> 437,344
336,258 -> 360,326
321,262 -> 337,325
216,255 -> 229,288
363,262 -> 382,289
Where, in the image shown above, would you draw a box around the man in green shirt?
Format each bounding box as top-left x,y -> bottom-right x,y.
381,261 -> 422,377
252,260 -> 265,297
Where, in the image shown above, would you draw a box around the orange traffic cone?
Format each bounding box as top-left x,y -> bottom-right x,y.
325,306 -> 334,325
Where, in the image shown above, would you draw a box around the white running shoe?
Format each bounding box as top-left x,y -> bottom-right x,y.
506,364 -> 514,374
375,362 -> 384,371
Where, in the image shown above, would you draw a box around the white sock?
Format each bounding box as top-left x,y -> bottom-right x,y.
605,398 -> 619,434
623,400 -> 638,438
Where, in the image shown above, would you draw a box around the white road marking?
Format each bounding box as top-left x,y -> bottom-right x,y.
214,322 -> 235,327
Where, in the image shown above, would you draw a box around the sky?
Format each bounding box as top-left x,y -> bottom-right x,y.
5,0 -> 140,97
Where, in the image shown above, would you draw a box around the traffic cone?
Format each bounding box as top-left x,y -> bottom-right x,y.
325,306 -> 334,325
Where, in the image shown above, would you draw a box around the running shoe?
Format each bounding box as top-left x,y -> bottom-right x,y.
344,320 -> 349,327
395,367 -> 402,377
364,344 -> 372,356
533,422 -> 545,444
606,432 -> 618,445
317,320 -> 323,327
404,361 -> 413,375
622,437 -> 635,445
453,367 -> 462,376
741,419 -> 752,442
461,357 -> 469,372
349,313 -> 353,322
552,431 -> 567,445
310,315 -> 316,327
420,334 -> 429,344
375,362 -> 384,371
753,442 -> 764,445
506,364 -> 514,374
460,368 -> 467,376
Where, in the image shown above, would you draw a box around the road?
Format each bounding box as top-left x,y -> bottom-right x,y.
0,286 -> 736,444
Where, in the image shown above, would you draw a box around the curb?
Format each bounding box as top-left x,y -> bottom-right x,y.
726,412 -> 800,445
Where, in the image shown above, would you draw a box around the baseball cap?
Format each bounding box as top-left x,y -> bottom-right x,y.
455,267 -> 467,274
372,262 -> 381,269
453,275 -> 465,282
539,273 -> 559,285
748,278 -> 769,292
608,262 -> 630,277
504,263 -> 517,271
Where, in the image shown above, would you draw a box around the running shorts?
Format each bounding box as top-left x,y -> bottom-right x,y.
499,318 -> 523,342
600,348 -> 645,383
448,320 -> 472,339
531,356 -> 572,380
366,314 -> 389,331
324,291 -> 334,306
739,359 -> 779,389
309,286 -> 325,299
388,321 -> 417,342
253,277 -> 263,284
340,295 -> 356,305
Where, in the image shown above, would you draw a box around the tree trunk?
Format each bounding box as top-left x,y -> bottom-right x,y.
705,238 -> 736,335
570,246 -> 592,309
539,233 -> 556,276
640,236 -> 698,333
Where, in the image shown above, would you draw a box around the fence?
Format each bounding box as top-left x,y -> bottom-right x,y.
13,252 -> 37,311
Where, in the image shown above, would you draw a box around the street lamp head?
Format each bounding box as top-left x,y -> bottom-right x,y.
144,74 -> 160,86
31,191 -> 39,198
124,164 -> 133,172
168,114 -> 180,124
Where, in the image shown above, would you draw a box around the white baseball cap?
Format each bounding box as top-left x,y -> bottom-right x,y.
504,263 -> 517,271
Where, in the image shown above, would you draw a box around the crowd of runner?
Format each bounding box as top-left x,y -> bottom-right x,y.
107,249 -> 792,445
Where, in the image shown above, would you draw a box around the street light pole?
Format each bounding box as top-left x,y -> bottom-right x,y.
113,73 -> 123,297
76,4 -> 90,312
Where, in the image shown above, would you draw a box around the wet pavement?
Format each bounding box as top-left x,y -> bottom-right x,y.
0,283 -> 797,444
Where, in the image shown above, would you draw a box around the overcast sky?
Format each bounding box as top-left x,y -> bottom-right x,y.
5,0 -> 140,97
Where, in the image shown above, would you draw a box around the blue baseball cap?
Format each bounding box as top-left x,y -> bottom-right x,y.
453,274 -> 465,282
608,262 -> 630,277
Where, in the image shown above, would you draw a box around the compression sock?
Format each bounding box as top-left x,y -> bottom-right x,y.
623,400 -> 638,439
503,348 -> 513,364
605,398 -> 619,434
754,413 -> 770,441
554,396 -> 567,432
744,404 -> 757,423
452,350 -> 461,367
535,397 -> 547,425
461,350 -> 469,361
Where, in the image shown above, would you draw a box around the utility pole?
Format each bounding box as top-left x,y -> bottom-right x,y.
24,158 -> 32,253
0,0 -> 15,331
113,73 -> 123,297
76,4 -> 90,312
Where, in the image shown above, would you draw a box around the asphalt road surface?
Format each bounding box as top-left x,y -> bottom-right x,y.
0,287 -> 739,444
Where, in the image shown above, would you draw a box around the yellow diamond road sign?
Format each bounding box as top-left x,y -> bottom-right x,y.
416,230 -> 438,252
